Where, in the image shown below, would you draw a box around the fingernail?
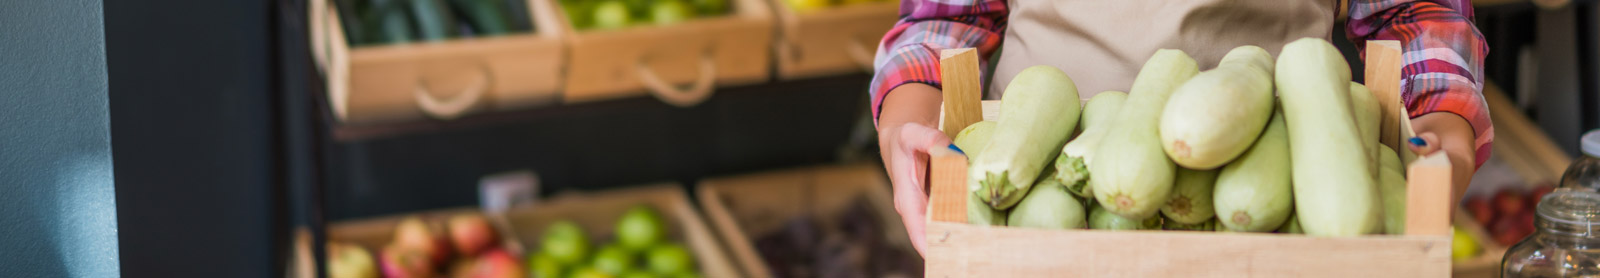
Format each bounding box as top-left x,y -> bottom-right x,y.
1409,137 -> 1428,147
947,144 -> 965,155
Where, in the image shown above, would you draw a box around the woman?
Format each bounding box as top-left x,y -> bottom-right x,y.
873,0 -> 1493,254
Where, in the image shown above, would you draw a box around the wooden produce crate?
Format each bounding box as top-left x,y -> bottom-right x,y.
310,0 -> 567,124
550,0 -> 774,107
296,184 -> 740,278
922,41 -> 1457,277
696,163 -> 917,278
769,0 -> 899,80
500,184 -> 742,278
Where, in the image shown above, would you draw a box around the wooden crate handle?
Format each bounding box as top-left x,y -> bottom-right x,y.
926,48 -> 983,224
639,54 -> 717,107
938,48 -> 984,138
1366,40 -> 1453,237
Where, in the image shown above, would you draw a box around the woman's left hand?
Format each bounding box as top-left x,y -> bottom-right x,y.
1406,112 -> 1479,205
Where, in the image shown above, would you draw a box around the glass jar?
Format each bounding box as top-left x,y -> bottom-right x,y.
1562,130 -> 1600,191
1502,190 -> 1600,277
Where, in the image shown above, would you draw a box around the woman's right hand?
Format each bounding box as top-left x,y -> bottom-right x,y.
881,122 -> 951,256
875,83 -> 946,256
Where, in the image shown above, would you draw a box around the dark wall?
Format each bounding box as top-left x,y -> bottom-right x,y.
105,0 -> 283,277
0,0 -> 121,277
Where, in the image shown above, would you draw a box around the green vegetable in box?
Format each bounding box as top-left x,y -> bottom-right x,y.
1055,90 -> 1126,198
1214,108 -> 1294,233
1090,49 -> 1197,219
970,65 -> 1081,209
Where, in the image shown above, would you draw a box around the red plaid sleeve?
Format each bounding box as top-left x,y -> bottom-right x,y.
1347,0 -> 1494,169
868,0 -> 1007,125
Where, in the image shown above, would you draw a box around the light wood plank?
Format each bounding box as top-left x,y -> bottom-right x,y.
923,222 -> 1451,277
1367,40 -> 1405,152
938,48 -> 984,138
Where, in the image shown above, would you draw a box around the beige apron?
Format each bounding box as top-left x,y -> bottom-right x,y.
990,0 -> 1338,99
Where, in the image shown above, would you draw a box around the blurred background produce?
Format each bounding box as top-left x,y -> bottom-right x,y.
335,0 -> 535,46
561,0 -> 728,30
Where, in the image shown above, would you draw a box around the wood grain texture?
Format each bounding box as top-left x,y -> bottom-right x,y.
558,0 -> 774,104
1366,40 -> 1405,152
773,2 -> 899,79
695,164 -> 912,278
319,0 -> 567,124
919,40 -> 1453,277
938,48 -> 984,139
923,222 -> 1451,277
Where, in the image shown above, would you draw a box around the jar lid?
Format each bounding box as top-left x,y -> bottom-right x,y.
1584,130 -> 1600,157
1537,189 -> 1600,227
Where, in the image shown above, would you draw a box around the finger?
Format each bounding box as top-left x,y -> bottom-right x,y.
893,184 -> 929,256
1407,133 -> 1441,156
898,122 -> 954,154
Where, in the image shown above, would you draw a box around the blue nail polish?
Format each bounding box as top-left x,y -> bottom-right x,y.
1409,137 -> 1428,147
947,144 -> 965,155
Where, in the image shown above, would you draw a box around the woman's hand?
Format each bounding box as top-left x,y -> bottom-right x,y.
882,122 -> 951,255
876,83 -> 944,255
1406,112 -> 1478,205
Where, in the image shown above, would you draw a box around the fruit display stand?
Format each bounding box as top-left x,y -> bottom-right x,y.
499,184 -> 742,277
549,0 -> 774,107
922,42 -> 1457,277
768,0 -> 899,80
1448,82 -> 1573,278
292,184 -> 740,278
309,0 -> 567,124
695,163 -> 919,278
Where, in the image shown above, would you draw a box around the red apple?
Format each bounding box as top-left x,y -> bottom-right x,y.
464,249 -> 524,278
1529,185 -> 1556,208
448,213 -> 498,256
393,216 -> 451,265
1492,188 -> 1526,215
1465,197 -> 1495,226
1491,210 -> 1537,246
380,244 -> 434,278
327,241 -> 379,278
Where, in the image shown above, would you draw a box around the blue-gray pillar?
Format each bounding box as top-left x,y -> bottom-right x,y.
0,0 -> 121,277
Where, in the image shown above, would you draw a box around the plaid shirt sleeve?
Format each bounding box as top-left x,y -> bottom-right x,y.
1347,0 -> 1493,169
868,0 -> 1008,125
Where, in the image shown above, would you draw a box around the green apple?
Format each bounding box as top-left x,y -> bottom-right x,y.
616,205 -> 666,250
617,270 -> 657,278
591,0 -> 633,30
568,267 -> 616,278
784,0 -> 830,13
1452,226 -> 1482,261
591,244 -> 636,275
526,252 -> 565,278
563,1 -> 594,30
645,243 -> 694,275
649,0 -> 695,25
542,221 -> 592,264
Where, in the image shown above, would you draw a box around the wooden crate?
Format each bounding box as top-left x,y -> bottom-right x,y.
500,184 -> 741,278
310,0 -> 567,124
769,1 -> 899,80
922,41 -> 1457,277
695,163 -> 916,278
296,184 -> 740,278
551,0 -> 774,107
